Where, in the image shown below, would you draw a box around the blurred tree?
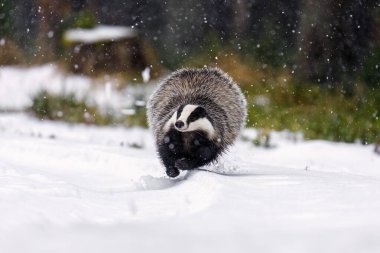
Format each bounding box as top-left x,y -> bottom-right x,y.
8,0 -> 36,58
0,0 -> 24,65
205,0 -> 234,41
71,0 -> 86,11
362,7 -> 380,88
240,0 -> 299,67
92,0 -> 166,53
93,0 -> 142,25
296,0 -> 376,91
35,0 -> 71,62
232,0 -> 250,35
142,0 -> 208,68
2,0 -> 378,84
0,0 -> 13,37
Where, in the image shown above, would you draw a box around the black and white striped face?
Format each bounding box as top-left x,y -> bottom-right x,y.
164,104 -> 215,136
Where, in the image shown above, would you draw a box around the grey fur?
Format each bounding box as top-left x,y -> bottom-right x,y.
147,67 -> 247,152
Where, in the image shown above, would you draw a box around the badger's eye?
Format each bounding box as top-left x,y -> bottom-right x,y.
188,115 -> 197,122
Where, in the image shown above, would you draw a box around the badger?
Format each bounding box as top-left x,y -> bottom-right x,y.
147,68 -> 247,178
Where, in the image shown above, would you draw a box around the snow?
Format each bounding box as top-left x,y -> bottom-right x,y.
0,64 -> 90,110
1,65 -> 380,252
0,112 -> 380,253
142,67 -> 151,83
63,25 -> 137,44
0,64 -> 151,114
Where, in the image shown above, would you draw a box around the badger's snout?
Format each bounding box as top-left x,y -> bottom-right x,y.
175,120 -> 185,130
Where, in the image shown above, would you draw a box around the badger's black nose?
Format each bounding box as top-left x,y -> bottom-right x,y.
175,120 -> 184,129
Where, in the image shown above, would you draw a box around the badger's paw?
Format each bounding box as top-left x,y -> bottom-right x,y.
166,167 -> 180,178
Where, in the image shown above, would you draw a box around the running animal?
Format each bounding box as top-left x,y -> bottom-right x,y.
147,68 -> 247,177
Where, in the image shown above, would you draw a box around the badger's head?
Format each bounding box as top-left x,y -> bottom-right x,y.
164,104 -> 215,137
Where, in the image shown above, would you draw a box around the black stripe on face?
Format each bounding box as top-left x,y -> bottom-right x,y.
187,106 -> 207,125
177,105 -> 185,119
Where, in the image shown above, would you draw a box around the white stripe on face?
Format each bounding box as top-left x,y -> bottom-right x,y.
186,117 -> 215,137
163,110 -> 177,133
177,104 -> 198,128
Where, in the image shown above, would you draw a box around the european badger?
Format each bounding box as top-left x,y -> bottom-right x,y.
147,68 -> 247,177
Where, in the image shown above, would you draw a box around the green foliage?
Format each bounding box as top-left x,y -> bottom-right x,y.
362,47 -> 380,88
164,39 -> 380,144
245,21 -> 289,68
176,32 -> 225,69
68,10 -> 96,29
121,103 -> 148,128
31,90 -> 114,125
30,90 -> 149,128
0,0 -> 13,37
244,81 -> 380,144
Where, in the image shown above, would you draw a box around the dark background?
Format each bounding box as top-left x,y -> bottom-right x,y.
1,0 -> 379,88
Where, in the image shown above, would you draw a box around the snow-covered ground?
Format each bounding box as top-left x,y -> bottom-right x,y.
0,113 -> 379,253
0,64 -> 152,113
1,65 -> 380,252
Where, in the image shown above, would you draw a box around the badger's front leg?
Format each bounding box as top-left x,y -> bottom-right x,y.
158,129 -> 183,177
158,143 -> 180,177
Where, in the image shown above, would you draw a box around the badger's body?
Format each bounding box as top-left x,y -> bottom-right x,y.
147,68 -> 247,177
